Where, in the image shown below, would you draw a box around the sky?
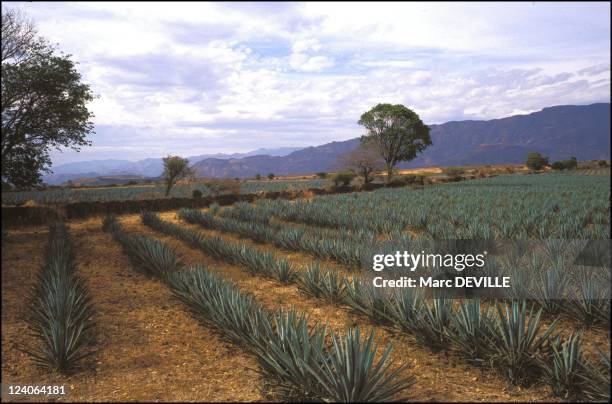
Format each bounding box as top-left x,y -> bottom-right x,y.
3,2 -> 611,165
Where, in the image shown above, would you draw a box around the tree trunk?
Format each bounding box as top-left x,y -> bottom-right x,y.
164,178 -> 173,197
386,164 -> 394,182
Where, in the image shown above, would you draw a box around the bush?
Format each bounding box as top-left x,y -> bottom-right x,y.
126,180 -> 138,186
598,160 -> 608,167
443,167 -> 465,176
332,172 -> 355,187
526,152 -> 549,170
267,173 -> 275,180
192,189 -> 203,199
315,172 -> 327,179
387,174 -> 425,187
551,157 -> 578,171
254,174 -> 261,180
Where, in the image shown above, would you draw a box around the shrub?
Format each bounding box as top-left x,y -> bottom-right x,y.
598,160 -> 608,167
526,152 -> 549,170
332,171 -> 355,187
443,167 -> 465,176
254,174 -> 261,180
268,173 -> 275,180
551,157 -> 578,171
192,189 -> 203,199
443,167 -> 465,181
315,172 -> 327,179
551,161 -> 566,170
126,180 -> 138,186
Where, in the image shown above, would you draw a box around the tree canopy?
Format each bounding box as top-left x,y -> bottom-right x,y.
358,103 -> 431,180
1,9 -> 94,188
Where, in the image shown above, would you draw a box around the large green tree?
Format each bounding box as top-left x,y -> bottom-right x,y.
358,103 -> 432,180
1,9 -> 94,188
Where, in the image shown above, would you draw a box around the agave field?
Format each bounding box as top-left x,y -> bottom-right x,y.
2,171 -> 610,402
1,179 -> 330,206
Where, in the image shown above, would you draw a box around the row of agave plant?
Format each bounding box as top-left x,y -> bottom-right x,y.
25,222 -> 96,374
101,215 -> 415,402
179,208 -> 372,268
219,174 -> 610,239
141,212 -> 610,401
180,208 -> 611,329
140,211 -> 299,283
304,264 -> 610,401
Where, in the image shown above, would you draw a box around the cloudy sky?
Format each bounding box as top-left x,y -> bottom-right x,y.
4,2 -> 610,165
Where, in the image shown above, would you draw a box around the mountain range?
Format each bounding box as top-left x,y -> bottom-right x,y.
44,147 -> 302,184
45,103 -> 610,184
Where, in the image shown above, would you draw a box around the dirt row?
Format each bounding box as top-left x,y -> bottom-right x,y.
126,212 -> 558,402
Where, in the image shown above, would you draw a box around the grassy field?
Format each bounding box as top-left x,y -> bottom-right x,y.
2,171 -> 610,402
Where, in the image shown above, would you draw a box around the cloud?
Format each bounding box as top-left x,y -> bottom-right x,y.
3,2 -> 609,165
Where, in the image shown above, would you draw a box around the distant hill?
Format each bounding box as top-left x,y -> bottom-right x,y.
191,103 -> 610,178
44,146 -> 302,185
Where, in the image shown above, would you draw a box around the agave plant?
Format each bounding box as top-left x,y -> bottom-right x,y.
274,260 -> 298,284
25,222 -> 96,374
122,234 -> 181,279
407,298 -> 454,352
565,270 -> 610,327
385,287 -> 423,332
102,215 -> 122,233
485,300 -> 558,386
541,332 -> 585,399
445,299 -> 495,364
307,327 -> 415,402
577,346 -> 611,402
343,278 -> 393,322
251,309 -> 328,400
533,255 -> 569,315
297,264 -> 346,304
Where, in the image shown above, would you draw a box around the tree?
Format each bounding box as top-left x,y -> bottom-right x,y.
1,10 -> 94,188
254,173 -> 261,180
551,156 -> 578,171
162,156 -> 193,196
338,141 -> 384,184
526,152 -> 549,170
267,173 -> 275,180
358,104 -> 431,181
566,156 -> 577,169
